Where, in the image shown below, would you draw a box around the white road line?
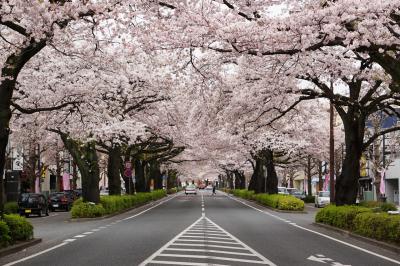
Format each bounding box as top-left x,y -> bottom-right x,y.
91,228 -> 100,232
139,217 -> 204,266
157,254 -> 267,264
185,232 -> 227,236
206,217 -> 276,266
187,229 -> 221,232
123,193 -> 178,221
149,260 -> 229,266
140,216 -> 276,266
228,195 -> 400,265
165,248 -> 256,256
170,243 -> 248,250
3,242 -> 68,266
63,239 -> 76,242
175,239 -> 243,245
4,193 -> 180,266
82,231 -> 93,235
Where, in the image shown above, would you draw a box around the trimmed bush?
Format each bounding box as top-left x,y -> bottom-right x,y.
303,195 -> 315,203
353,212 -> 400,244
71,190 -> 167,218
234,190 -> 304,211
0,221 -> 11,247
4,202 -> 18,214
3,214 -> 33,242
232,189 -> 255,200
71,202 -> 106,218
380,203 -> 398,212
315,205 -> 372,230
359,201 -> 398,212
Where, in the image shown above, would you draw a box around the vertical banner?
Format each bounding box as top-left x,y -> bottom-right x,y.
35,177 -> 40,193
63,173 -> 71,190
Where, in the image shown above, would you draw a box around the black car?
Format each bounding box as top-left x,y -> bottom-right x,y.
48,192 -> 74,211
18,193 -> 49,217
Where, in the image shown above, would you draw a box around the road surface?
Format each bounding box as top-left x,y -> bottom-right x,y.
0,191 -> 399,266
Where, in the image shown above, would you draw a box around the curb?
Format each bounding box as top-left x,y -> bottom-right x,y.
0,238 -> 42,258
313,222 -> 400,254
69,193 -> 178,222
226,193 -> 307,214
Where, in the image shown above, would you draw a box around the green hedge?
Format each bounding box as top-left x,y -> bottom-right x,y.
71,190 -> 167,218
303,195 -> 315,203
315,205 -> 372,230
0,221 -> 11,247
233,189 -> 304,211
353,212 -> 400,244
4,202 -> 18,214
359,201 -> 398,212
3,214 -> 33,242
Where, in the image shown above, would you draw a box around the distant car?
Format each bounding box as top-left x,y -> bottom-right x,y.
287,188 -> 306,200
315,191 -> 330,208
63,190 -> 79,201
18,193 -> 49,217
278,187 -> 288,195
198,184 -> 206,190
48,192 -> 74,211
205,185 -> 213,191
185,184 -> 197,195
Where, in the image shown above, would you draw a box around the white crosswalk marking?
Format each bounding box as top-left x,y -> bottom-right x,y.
139,216 -> 276,266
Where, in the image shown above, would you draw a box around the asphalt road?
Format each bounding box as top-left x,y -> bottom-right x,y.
0,191 -> 399,266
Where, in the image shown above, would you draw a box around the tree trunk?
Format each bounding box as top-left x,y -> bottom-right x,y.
107,145 -> 122,195
335,117 -> 364,206
318,160 -> 323,192
307,155 -> 312,196
134,159 -> 148,192
149,161 -> 162,190
264,149 -> 278,194
59,133 -> 100,203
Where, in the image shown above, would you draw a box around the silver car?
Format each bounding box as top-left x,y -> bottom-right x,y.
185,184 -> 197,195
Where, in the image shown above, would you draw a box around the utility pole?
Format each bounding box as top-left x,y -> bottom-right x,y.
329,101 -> 335,204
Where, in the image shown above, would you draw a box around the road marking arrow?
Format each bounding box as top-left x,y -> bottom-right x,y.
307,255 -> 333,263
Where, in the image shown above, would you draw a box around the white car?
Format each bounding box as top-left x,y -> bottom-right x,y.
185,184 -> 197,195
278,187 -> 288,195
315,191 -> 330,207
205,185 -> 213,191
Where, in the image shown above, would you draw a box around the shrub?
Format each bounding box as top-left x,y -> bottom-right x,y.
315,205 -> 372,230
353,212 -> 400,244
3,214 -> 33,242
0,221 -> 11,247
236,192 -> 304,211
71,202 -> 106,218
303,195 -> 315,203
72,190 -> 167,218
4,202 -> 18,214
359,201 -> 381,208
278,196 -> 305,211
380,203 -> 398,212
232,189 -> 255,200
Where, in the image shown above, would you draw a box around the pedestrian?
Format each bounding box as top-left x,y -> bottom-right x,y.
212,183 -> 216,195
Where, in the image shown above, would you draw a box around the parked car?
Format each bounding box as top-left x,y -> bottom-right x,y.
315,191 -> 330,208
74,189 -> 82,198
185,184 -> 197,195
48,192 -> 74,211
18,193 -> 49,217
278,187 -> 288,195
287,188 -> 306,200
63,190 -> 79,201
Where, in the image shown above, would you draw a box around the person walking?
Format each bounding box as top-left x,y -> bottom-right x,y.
212,183 -> 216,195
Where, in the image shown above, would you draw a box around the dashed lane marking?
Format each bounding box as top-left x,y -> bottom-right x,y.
73,234 -> 86,238
139,216 -> 276,266
63,239 -> 76,243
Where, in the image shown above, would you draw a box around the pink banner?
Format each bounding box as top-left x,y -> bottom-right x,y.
380,170 -> 386,195
63,173 -> 70,190
35,177 -> 40,193
323,173 -> 330,191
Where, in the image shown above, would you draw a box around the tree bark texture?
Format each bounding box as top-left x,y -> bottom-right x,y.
107,145 -> 122,195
